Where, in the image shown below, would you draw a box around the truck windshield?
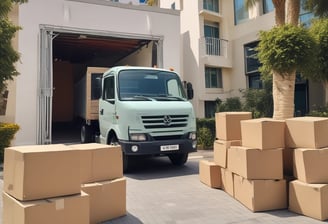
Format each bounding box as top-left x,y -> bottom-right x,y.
118,69 -> 187,101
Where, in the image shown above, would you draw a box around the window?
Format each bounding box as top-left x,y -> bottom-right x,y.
171,3 -> 175,9
244,41 -> 260,74
234,0 -> 249,25
300,0 -> 314,27
205,67 -> 222,88
244,42 -> 262,89
205,101 -> 217,118
263,0 -> 274,14
248,73 -> 262,89
103,76 -> 115,100
91,73 -> 103,100
203,0 -> 219,13
204,22 -> 220,55
118,70 -> 186,100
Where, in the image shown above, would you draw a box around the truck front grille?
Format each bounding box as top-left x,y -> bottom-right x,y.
141,114 -> 189,129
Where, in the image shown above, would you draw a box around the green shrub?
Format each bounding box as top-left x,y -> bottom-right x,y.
0,122 -> 19,163
217,97 -> 242,112
307,105 -> 328,117
241,79 -> 273,118
197,118 -> 215,149
197,127 -> 214,149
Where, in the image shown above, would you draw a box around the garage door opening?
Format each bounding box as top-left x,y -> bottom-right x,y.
39,28 -> 162,144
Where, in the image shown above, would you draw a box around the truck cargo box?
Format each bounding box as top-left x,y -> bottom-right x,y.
74,67 -> 109,121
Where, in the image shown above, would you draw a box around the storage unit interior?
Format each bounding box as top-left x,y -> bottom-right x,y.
51,32 -> 152,143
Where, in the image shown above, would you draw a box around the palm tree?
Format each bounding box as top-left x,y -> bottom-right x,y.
246,0 -> 301,120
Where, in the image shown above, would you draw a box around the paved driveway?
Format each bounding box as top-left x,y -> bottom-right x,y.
103,151 -> 324,224
0,151 -> 325,224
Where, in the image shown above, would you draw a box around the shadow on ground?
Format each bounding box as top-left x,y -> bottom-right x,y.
266,209 -> 328,223
124,156 -> 199,180
102,212 -> 143,224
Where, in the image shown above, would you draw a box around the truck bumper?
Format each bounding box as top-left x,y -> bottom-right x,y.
119,139 -> 197,156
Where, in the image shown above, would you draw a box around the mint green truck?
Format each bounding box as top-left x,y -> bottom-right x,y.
80,66 -> 197,171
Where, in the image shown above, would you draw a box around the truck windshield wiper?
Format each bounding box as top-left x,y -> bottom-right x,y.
131,95 -> 156,101
155,95 -> 185,101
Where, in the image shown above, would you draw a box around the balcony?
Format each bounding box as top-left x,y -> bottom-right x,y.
200,37 -> 232,68
199,1 -> 221,22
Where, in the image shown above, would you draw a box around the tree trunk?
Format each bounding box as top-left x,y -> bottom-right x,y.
286,0 -> 300,25
272,70 -> 296,120
272,0 -> 286,25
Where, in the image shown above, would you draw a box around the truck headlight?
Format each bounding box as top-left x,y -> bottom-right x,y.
189,132 -> 196,140
130,133 -> 146,141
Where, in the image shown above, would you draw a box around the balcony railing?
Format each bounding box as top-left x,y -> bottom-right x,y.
204,37 -> 228,57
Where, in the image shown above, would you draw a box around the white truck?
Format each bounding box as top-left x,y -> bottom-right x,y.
76,66 -> 197,170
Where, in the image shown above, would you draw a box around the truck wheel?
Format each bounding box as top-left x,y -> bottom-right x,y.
109,135 -> 129,172
168,153 -> 188,166
81,124 -> 93,143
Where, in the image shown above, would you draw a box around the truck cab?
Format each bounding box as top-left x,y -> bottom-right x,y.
98,66 -> 197,170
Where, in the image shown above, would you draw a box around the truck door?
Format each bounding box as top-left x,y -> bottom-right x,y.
99,74 -> 116,141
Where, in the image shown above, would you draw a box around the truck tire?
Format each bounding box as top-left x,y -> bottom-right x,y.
81,124 -> 93,143
108,134 -> 129,172
168,153 -> 188,166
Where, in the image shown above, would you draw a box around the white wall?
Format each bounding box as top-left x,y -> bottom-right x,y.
12,0 -> 180,145
230,11 -> 275,98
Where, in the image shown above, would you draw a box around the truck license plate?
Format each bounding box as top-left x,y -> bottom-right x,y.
160,144 -> 179,151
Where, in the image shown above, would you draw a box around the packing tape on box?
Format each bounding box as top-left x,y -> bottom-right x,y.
45,198 -> 65,210
56,199 -> 65,210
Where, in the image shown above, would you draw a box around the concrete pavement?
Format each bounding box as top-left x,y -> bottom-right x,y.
0,150 -> 326,223
102,151 -> 324,224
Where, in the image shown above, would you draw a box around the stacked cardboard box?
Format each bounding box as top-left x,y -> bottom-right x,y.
230,118 -> 287,212
199,114 -> 288,212
286,117 -> 328,221
2,144 -> 89,224
199,160 -> 221,188
199,112 -> 251,196
2,143 -> 126,224
214,112 -> 251,196
69,143 -> 126,224
199,114 -> 328,219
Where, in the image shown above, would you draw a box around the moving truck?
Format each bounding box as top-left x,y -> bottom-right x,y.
76,66 -> 197,170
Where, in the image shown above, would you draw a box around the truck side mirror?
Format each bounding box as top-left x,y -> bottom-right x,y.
186,82 -> 194,100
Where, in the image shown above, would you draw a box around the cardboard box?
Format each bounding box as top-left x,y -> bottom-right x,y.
283,148 -> 294,176
215,112 -> 252,140
3,144 -> 81,201
227,146 -> 283,180
221,168 -> 234,197
294,148 -> 328,184
234,174 -> 287,212
81,178 -> 126,224
289,180 -> 328,221
69,143 -> 123,184
213,140 -> 241,168
199,160 -> 221,188
241,118 -> 285,150
286,116 -> 328,149
3,191 -> 89,224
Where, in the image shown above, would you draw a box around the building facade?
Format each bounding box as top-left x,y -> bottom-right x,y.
2,0 -> 327,145
160,0 -> 326,118
3,0 -> 181,145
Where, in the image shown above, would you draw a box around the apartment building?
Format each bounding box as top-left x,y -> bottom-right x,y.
160,0 -> 326,118
3,0 -> 326,145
